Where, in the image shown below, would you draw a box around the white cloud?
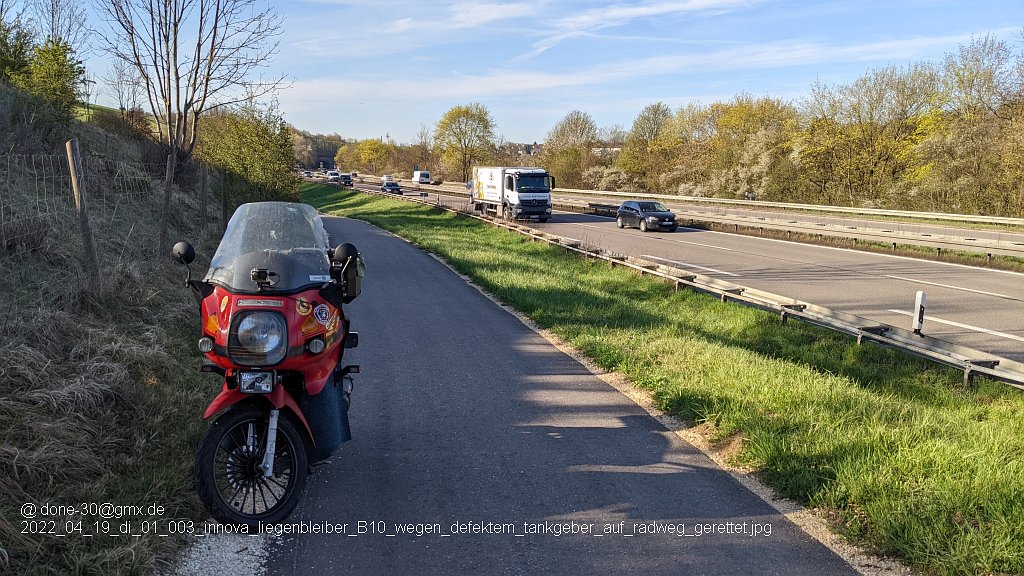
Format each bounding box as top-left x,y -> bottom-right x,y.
310,34 -> 972,100
517,0 -> 759,59
448,2 -> 538,28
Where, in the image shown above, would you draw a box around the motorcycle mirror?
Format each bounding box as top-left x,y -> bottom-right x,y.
172,241 -> 196,265
332,243 -> 359,265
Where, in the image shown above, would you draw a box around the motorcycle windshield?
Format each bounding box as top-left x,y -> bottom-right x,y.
205,202 -> 332,293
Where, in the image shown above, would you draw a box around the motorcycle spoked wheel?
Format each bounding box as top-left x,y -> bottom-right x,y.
195,405 -> 309,527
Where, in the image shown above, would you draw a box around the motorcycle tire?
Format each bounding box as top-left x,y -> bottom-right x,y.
195,405 -> 309,527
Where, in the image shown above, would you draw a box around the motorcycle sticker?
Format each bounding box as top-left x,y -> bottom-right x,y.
313,304 -> 330,326
325,314 -> 339,337
220,296 -> 229,313
295,298 -> 312,316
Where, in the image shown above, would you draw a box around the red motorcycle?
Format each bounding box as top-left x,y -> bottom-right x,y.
173,201 -> 363,526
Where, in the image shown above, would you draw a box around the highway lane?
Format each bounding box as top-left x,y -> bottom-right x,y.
266,216 -> 858,576
358,184 -> 1023,362
555,191 -> 1024,247
535,212 -> 1024,361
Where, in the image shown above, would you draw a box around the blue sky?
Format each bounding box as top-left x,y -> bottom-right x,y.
95,0 -> 1024,144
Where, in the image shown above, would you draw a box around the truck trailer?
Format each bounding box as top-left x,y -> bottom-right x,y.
470,166 -> 553,222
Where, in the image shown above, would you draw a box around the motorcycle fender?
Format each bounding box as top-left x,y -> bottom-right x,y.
202,385 -> 316,446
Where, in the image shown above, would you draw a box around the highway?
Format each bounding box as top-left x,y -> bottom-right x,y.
266,216 -> 858,575
353,183 -> 1024,364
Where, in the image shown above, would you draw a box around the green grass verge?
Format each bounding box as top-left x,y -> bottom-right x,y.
304,183 -> 1024,576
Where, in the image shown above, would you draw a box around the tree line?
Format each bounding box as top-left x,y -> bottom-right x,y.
328,33 -> 1023,217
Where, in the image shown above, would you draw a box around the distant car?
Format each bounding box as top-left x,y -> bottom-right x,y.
616,200 -> 677,232
381,181 -> 402,194
338,173 -> 353,186
326,170 -> 341,182
412,170 -> 430,184
381,175 -> 395,184
302,170 -> 312,178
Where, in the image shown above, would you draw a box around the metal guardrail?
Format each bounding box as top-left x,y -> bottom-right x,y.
554,187 -> 1024,226
348,185 -> 1024,391
362,175 -> 1024,227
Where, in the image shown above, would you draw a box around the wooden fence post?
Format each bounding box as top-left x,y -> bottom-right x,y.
65,138 -> 99,290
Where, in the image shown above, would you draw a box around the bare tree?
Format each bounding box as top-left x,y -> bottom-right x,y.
103,58 -> 145,116
97,0 -> 284,249
31,0 -> 87,47
414,123 -> 433,169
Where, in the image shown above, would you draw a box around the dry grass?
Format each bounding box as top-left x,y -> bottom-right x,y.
0,93 -> 224,572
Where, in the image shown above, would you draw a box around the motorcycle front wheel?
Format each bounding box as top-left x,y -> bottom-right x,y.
195,405 -> 308,527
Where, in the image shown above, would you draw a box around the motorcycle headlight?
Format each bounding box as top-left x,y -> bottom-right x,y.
230,311 -> 287,365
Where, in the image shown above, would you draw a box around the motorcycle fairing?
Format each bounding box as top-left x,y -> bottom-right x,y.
198,286 -> 347,396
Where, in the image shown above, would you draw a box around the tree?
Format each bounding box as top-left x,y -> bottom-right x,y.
197,98 -> 298,206
103,59 -> 145,118
413,123 -> 433,169
706,94 -> 799,199
617,102 -> 674,191
356,139 -> 392,174
97,0 -> 284,250
541,110 -> 598,187
909,34 -> 1018,214
30,0 -> 87,48
0,13 -> 33,84
333,142 -> 359,172
434,103 -> 495,181
11,37 -> 84,114
797,63 -> 937,207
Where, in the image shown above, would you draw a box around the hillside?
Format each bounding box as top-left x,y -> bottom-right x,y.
0,84 -> 219,575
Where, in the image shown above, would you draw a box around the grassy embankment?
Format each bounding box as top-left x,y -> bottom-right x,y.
0,87 -> 218,573
304,182 -> 1024,576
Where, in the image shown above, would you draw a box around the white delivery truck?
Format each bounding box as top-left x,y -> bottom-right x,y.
470,166 -> 553,222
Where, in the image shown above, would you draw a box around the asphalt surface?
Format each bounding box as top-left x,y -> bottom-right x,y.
538,212 -> 1024,361
265,216 -> 857,576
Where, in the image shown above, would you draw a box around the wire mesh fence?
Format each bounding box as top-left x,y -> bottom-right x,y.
0,145 -> 218,319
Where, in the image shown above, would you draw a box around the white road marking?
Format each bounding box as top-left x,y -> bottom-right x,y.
887,309 -> 1024,342
641,255 -> 739,276
885,276 -> 1020,301
558,210 -> 1024,278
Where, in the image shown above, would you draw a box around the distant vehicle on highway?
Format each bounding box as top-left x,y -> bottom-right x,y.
381,175 -> 395,183
338,173 -> 353,187
302,170 -> 312,178
327,170 -> 341,182
412,170 -> 430,184
616,200 -> 678,232
381,181 -> 402,194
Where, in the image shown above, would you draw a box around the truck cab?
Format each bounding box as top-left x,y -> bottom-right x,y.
471,167 -> 553,223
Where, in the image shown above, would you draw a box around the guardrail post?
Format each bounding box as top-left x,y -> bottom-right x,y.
912,291 -> 926,335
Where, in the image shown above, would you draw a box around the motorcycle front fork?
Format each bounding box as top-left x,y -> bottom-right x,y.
259,409 -> 280,477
